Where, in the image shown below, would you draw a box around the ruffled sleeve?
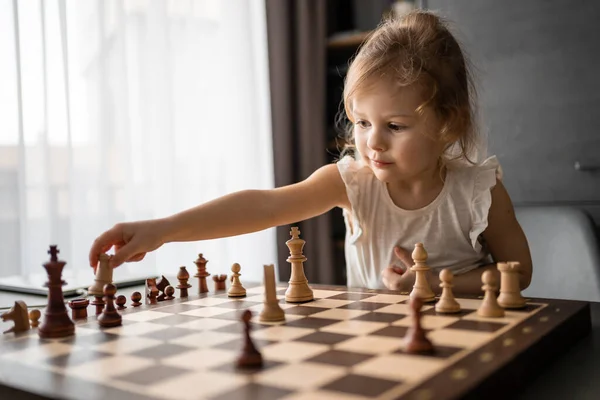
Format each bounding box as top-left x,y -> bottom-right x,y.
336,155 -> 363,215
469,156 -> 503,252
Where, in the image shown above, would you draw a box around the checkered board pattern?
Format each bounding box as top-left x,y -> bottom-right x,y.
0,284 -> 591,400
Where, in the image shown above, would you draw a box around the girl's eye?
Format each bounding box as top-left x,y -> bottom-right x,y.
356,120 -> 370,128
388,123 -> 406,131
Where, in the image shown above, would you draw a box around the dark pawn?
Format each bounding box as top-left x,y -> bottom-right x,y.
404,297 -> 434,354
236,310 -> 263,368
98,284 -> 122,328
116,295 -> 127,310
131,291 -> 142,307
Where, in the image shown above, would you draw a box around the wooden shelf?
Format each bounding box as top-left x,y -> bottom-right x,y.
327,31 -> 372,49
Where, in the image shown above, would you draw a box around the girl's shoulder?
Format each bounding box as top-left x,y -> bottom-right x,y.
447,155 -> 503,188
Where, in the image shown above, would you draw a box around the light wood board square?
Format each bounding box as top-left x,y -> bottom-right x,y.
68,355 -> 154,381
184,297 -> 232,306
2,341 -> 77,363
361,294 -> 409,304
320,320 -> 387,336
174,317 -> 236,331
179,307 -> 234,318
252,325 -> 315,341
262,341 -> 329,362
353,354 -> 444,382
102,322 -> 169,336
150,370 -> 249,400
312,290 -> 349,299
169,331 -> 239,348
310,309 -> 370,320
122,310 -> 174,322
254,362 -> 346,391
427,328 -> 493,349
162,348 -> 237,369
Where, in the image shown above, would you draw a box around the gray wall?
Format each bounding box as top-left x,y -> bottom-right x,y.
426,0 -> 600,223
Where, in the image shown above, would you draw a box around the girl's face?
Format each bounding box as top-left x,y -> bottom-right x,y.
351,78 -> 445,185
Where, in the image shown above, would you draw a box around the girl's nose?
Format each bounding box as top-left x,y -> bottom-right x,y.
367,128 -> 387,152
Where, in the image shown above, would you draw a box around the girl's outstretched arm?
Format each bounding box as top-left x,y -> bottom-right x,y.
89,164 -> 349,268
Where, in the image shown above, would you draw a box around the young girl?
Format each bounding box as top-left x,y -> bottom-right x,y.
89,10 -> 532,296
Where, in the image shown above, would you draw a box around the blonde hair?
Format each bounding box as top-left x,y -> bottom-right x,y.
339,10 -> 479,163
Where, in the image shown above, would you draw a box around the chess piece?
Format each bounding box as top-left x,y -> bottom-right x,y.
404,297 -> 434,354
156,275 -> 171,301
68,298 -> 89,320
91,296 -> 105,316
29,309 -> 41,328
236,310 -> 263,368
146,278 -> 159,305
228,263 -> 247,297
177,266 -> 192,297
435,269 -> 461,314
98,284 -> 122,328
164,285 -> 175,300
131,291 -> 142,307
116,295 -> 127,310
194,253 -> 210,293
260,264 -> 285,322
478,270 -> 505,318
38,246 -> 75,338
409,243 -> 436,303
213,274 -> 227,291
284,227 -> 314,303
88,253 -> 113,296
1,301 -> 30,334
497,262 -> 527,309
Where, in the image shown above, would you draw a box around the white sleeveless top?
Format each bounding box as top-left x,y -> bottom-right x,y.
337,155 -> 502,289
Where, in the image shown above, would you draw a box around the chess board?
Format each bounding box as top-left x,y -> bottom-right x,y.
0,283 -> 591,400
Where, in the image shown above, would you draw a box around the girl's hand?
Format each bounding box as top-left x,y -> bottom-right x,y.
381,246 -> 415,291
89,219 -> 168,271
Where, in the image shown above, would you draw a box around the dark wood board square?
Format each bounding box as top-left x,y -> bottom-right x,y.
212,337 -> 275,351
284,317 -> 340,330
320,373 -> 400,397
445,319 -> 507,332
339,301 -> 390,311
394,345 -> 463,359
510,303 -> 543,313
59,331 -> 121,346
210,382 -> 293,400
0,335 -> 53,352
352,312 -> 404,323
371,325 -> 409,338
128,343 -> 192,359
422,308 -> 476,317
294,331 -> 354,345
285,306 -> 330,316
45,349 -> 111,367
327,293 -> 376,301
211,321 -> 269,335
147,314 -> 201,326
213,358 -> 283,375
305,349 -> 374,367
117,365 -> 192,386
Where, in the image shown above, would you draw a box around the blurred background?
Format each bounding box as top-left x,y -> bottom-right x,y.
1,0 -> 599,300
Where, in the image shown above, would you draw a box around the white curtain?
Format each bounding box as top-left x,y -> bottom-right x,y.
0,0 -> 276,285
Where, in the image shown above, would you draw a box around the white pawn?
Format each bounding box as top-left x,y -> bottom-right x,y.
435,269 -> 461,313
228,263 -> 246,297
477,270 -> 505,318
88,253 -> 113,296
